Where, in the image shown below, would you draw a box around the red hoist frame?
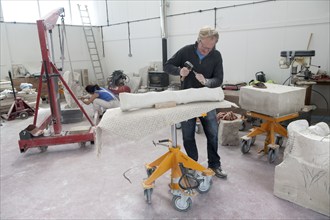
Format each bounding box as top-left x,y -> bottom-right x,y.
18,8 -> 95,153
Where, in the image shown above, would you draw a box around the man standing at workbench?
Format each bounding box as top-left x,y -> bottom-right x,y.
164,26 -> 227,179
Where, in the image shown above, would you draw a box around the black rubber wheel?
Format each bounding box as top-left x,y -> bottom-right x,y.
239,121 -> 246,131
146,167 -> 156,177
251,136 -> 256,145
195,124 -> 203,134
196,178 -> 213,194
19,112 -> 29,119
172,195 -> 192,212
144,188 -> 153,204
240,140 -> 250,154
275,136 -> 284,147
175,123 -> 182,129
79,142 -> 86,147
267,148 -> 278,163
38,146 -> 48,152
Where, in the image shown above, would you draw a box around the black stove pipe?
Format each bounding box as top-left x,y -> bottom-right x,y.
160,0 -> 167,66
162,38 -> 167,66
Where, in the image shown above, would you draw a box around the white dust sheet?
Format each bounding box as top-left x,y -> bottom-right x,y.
95,100 -> 234,154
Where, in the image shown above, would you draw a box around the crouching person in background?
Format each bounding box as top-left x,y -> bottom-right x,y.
81,84 -> 119,123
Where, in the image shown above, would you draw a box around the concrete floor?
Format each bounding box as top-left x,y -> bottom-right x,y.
0,105 -> 328,219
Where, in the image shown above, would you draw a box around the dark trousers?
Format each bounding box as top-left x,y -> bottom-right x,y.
181,109 -> 221,168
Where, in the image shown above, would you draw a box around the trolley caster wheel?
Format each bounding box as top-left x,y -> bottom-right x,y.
144,188 -> 153,204
267,148 -> 279,163
38,146 -> 48,152
240,139 -> 251,154
90,141 -> 95,145
239,121 -> 246,131
146,167 -> 156,177
251,136 -> 256,145
172,195 -> 192,212
195,124 -> 202,134
79,142 -> 86,148
275,136 -> 284,147
19,112 -> 29,119
252,118 -> 262,127
196,178 -> 213,194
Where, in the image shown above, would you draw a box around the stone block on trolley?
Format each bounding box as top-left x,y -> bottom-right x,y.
239,83 -> 306,117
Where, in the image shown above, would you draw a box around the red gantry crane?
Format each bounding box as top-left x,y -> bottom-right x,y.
18,8 -> 95,153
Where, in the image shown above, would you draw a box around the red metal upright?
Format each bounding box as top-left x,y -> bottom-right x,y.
18,8 -> 95,153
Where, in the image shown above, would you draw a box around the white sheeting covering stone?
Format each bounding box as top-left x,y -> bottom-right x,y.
239,83 -> 306,117
119,87 -> 224,111
95,100 -> 235,155
274,120 -> 330,216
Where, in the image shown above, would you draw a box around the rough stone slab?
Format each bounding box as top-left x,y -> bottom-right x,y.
274,120 -> 330,216
239,83 -> 306,117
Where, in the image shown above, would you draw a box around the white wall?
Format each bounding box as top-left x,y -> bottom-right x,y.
0,0 -> 329,108
0,22 -> 102,83
96,1 -> 330,81
102,0 -> 329,108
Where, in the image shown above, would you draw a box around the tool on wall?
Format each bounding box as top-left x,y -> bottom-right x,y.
1,71 -> 34,121
18,8 -> 95,153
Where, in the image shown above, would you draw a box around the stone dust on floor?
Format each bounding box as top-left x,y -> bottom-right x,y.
0,105 -> 328,219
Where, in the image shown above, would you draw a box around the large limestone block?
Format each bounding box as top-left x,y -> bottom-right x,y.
239,83 -> 306,117
274,120 -> 330,216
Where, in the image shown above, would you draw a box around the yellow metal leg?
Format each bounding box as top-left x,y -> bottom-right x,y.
244,112 -> 299,154
143,146 -> 214,189
142,123 -> 214,210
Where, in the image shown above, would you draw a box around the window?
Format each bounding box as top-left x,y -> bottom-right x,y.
2,1 -> 40,23
1,0 -> 98,25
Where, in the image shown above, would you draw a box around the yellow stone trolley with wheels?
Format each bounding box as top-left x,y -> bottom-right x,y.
239,83 -> 306,163
96,93 -> 234,212
143,122 -> 215,212
240,111 -> 299,163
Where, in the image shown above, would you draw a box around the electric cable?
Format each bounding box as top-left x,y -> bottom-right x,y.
282,75 -> 292,85
122,165 -> 144,184
58,24 -> 65,70
61,16 -> 74,75
123,167 -> 133,184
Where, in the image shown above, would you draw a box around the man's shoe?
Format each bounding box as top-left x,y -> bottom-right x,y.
210,167 -> 227,178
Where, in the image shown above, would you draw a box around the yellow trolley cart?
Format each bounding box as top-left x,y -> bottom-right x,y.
240,111 -> 299,163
